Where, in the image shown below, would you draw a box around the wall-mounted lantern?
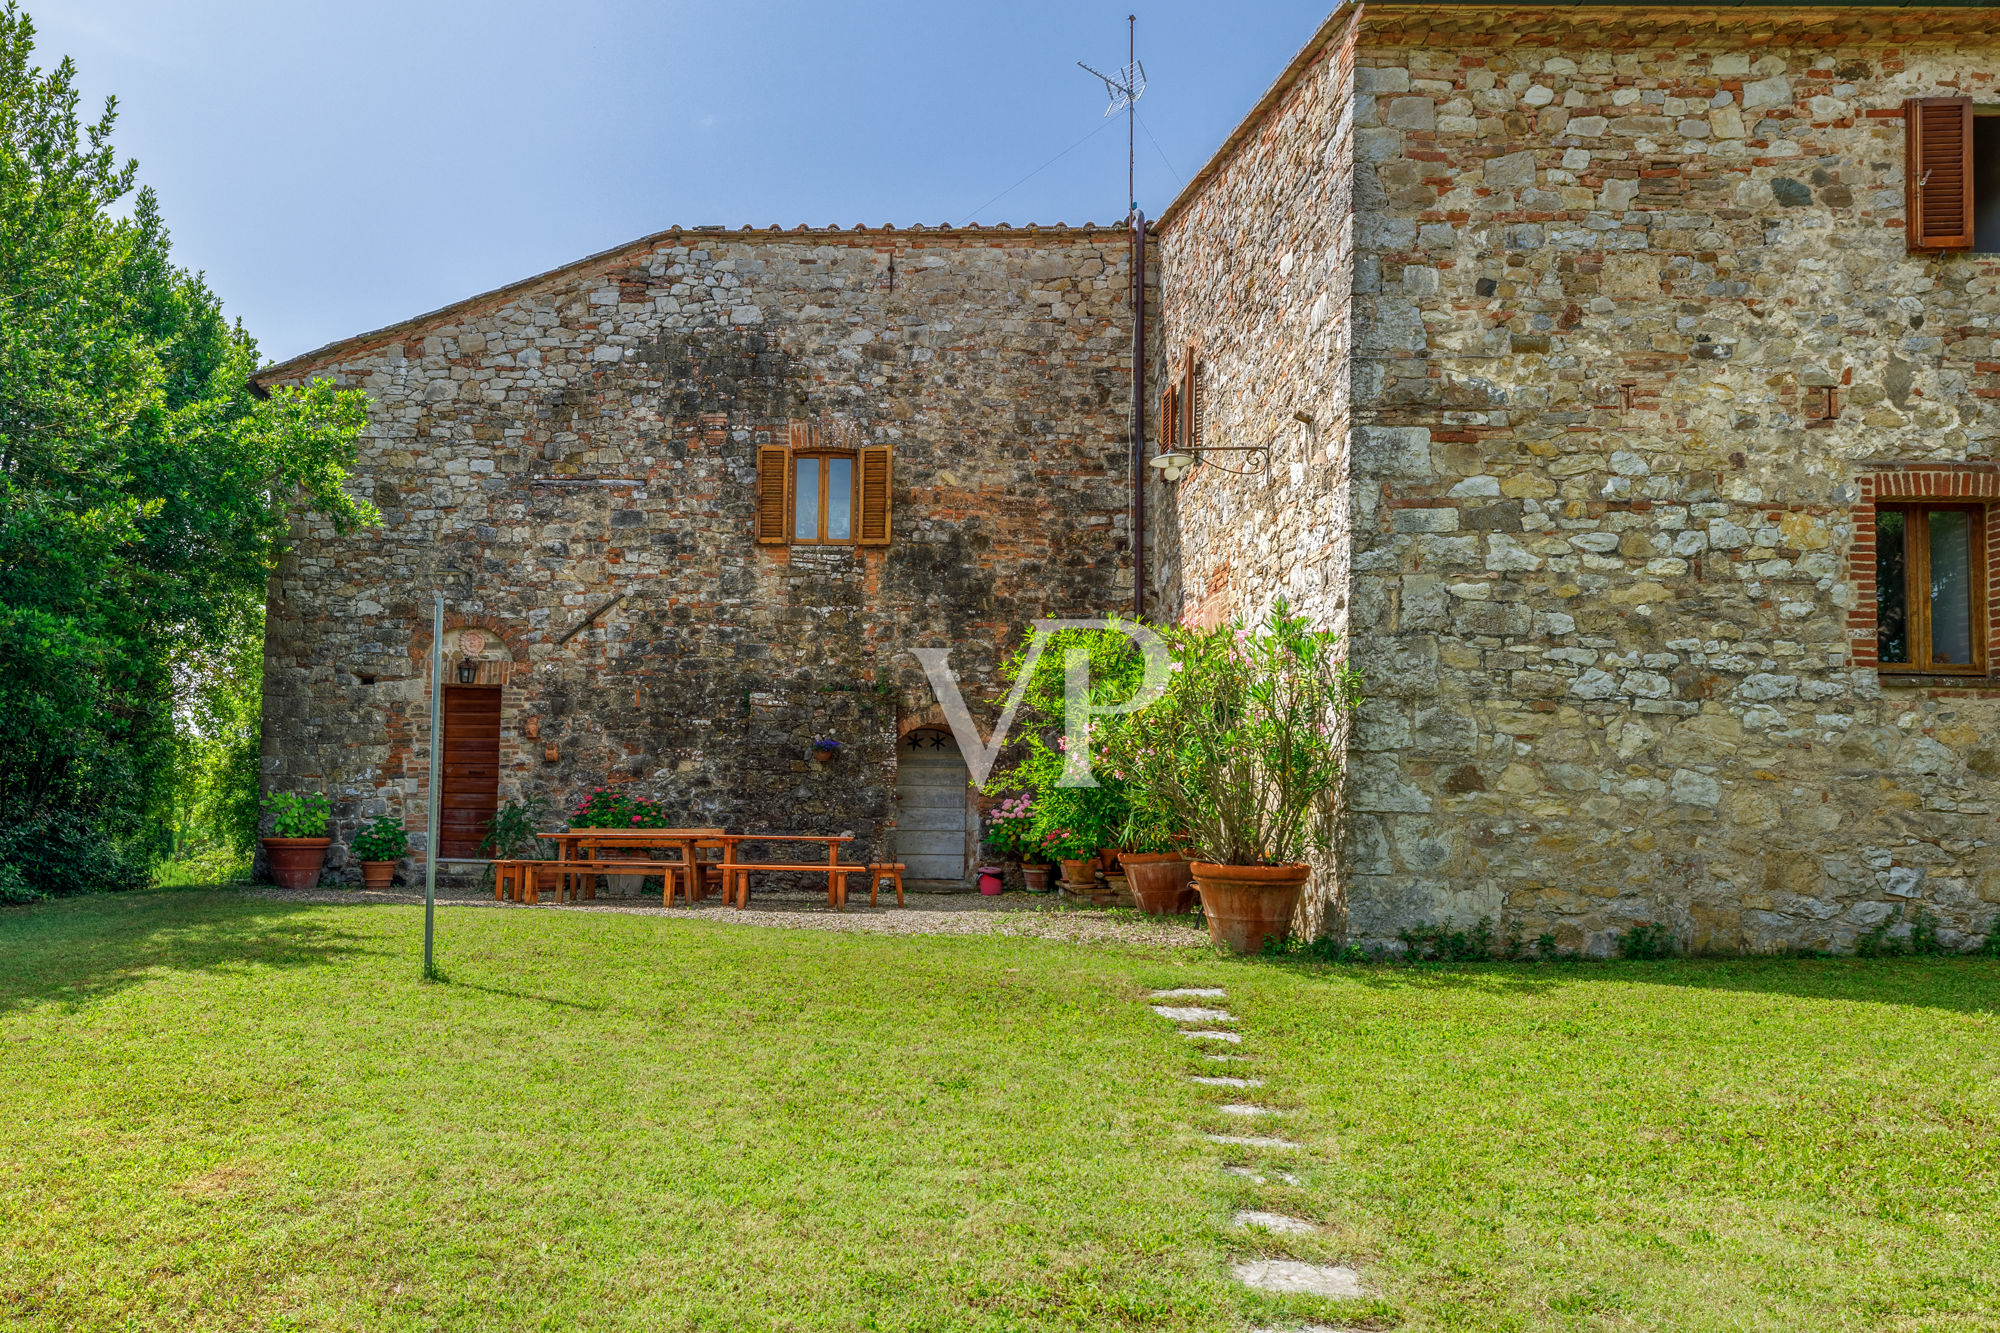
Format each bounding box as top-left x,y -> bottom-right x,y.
456,658 -> 478,684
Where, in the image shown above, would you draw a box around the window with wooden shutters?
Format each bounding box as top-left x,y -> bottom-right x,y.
754,443 -> 791,544
1907,97 -> 1975,252
758,424 -> 890,548
857,444 -> 891,545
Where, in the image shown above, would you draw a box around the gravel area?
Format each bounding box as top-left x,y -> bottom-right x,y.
240,884 -> 1211,949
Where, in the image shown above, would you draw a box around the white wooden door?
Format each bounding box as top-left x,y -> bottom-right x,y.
896,728 -> 969,883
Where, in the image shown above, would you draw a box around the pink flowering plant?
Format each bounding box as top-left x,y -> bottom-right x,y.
981,792 -> 1039,861
1105,600 -> 1362,867
567,788 -> 672,830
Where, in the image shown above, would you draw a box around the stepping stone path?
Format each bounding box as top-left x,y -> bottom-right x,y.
1151,1005 -> 1236,1023
1143,983 -> 1372,1314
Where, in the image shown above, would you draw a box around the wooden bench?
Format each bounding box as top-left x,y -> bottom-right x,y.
866,862 -> 906,907
719,863 -> 865,909
493,859 -> 576,905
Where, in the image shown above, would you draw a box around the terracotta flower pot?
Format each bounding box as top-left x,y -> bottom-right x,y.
1119,852 -> 1196,916
263,837 -> 331,890
1191,862 -> 1312,954
1022,863 -> 1053,893
359,860 -> 396,891
1059,856 -> 1099,887
1096,846 -> 1121,873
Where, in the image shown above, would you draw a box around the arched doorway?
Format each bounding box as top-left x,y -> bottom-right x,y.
896,727 -> 971,884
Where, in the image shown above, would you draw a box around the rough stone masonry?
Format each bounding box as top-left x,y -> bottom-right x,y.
254,225 -> 1140,882
1151,3 -> 2000,953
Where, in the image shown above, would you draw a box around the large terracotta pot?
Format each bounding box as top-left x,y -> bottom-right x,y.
1059,856 -> 1099,887
263,837 -> 331,890
1120,852 -> 1196,916
359,860 -> 396,891
1022,863 -> 1053,893
1191,862 -> 1312,954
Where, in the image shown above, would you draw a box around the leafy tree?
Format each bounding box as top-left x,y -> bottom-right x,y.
0,3 -> 376,891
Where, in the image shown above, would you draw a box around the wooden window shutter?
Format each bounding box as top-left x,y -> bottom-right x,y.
1179,346 -> 1198,452
857,444 -> 892,546
755,443 -> 791,544
1907,97 -> 1974,252
1191,360 -> 1205,451
1158,385 -> 1176,449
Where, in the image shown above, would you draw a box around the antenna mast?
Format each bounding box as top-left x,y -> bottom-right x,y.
1078,14 -> 1145,218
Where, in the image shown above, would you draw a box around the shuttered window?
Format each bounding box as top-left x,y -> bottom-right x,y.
1157,347 -> 1201,455
756,426 -> 891,547
1907,96 -> 1975,252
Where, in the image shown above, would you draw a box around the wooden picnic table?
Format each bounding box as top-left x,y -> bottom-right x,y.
534,829 -> 863,909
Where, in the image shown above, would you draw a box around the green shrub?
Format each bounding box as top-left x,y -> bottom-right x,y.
0,813 -> 147,897
1616,921 -> 1675,960
1398,917 -> 1495,963
263,792 -> 330,838
0,862 -> 41,905
351,816 -> 409,862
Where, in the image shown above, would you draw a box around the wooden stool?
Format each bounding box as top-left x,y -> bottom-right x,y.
866,863 -> 906,907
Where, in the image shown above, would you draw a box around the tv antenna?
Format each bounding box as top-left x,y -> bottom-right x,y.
1078,14 -> 1145,217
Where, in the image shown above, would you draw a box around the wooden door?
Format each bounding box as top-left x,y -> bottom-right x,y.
440,686 -> 502,857
896,728 -> 969,883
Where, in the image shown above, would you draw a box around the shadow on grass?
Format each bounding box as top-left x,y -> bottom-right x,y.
1251,951 -> 2000,1015
0,888 -> 374,1015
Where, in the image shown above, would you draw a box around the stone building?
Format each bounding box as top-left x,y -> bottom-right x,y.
262,1 -> 2000,951
1147,2 -> 2000,952
254,226 -> 1143,887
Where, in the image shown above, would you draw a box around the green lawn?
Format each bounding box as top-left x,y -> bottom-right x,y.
2,891 -> 1997,1332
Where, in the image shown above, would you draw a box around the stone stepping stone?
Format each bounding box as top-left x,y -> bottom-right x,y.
1205,1133 -> 1301,1149
1202,1051 -> 1249,1062
1232,1260 -> 1366,1299
1234,1209 -> 1319,1235
1248,1325 -> 1356,1333
1225,1165 -> 1303,1187
1191,1075 -> 1263,1088
1152,1005 -> 1235,1023
1150,987 -> 1226,998
1219,1102 -> 1281,1117
1182,1030 -> 1242,1043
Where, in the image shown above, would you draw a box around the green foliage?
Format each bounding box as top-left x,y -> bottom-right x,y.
565,789 -> 666,831
0,5 -> 375,885
0,811 -> 146,896
481,796 -> 556,857
1398,917 -> 1495,963
1616,921 -> 1676,961
262,792 -> 329,839
1982,917 -> 2000,959
351,816 -> 409,863
1107,600 -> 1363,867
983,623 -> 1164,858
0,860 -> 38,904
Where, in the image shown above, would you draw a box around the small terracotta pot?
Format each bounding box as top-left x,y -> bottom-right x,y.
263,837 -> 331,891
1097,846 -> 1121,873
1022,863 -> 1053,892
1190,862 -> 1312,954
1119,852 -> 1196,916
359,860 -> 396,891
1059,856 -> 1099,887
814,749 -> 835,764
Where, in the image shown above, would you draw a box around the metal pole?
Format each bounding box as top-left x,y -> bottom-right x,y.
1127,15 -> 1136,214
1131,209 -> 1146,621
425,591 -> 442,978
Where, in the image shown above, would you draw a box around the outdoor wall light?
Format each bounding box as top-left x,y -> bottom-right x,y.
456,658 -> 478,684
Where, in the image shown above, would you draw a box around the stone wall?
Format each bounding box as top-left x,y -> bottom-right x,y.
257,225 -> 1138,882
1155,4 -> 2000,953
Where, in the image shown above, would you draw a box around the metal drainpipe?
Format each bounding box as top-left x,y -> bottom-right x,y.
1130,210 -> 1147,621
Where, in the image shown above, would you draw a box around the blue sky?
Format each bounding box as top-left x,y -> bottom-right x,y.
33,1 -> 1332,362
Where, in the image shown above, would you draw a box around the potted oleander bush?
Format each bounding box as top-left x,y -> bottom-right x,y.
351,815 -> 408,890
1108,600 -> 1363,952
261,792 -> 332,890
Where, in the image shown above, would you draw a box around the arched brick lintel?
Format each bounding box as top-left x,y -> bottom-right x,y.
408,613 -> 530,665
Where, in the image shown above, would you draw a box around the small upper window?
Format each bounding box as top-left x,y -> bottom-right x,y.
754,424 -> 892,547
1875,503 -> 1988,674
